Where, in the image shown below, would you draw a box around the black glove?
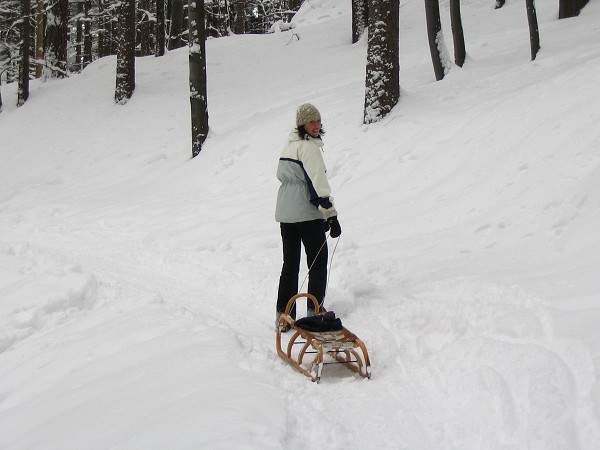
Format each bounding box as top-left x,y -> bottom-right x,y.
327,216 -> 341,238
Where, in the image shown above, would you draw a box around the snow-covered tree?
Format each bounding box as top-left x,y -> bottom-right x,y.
363,0 -> 399,124
44,0 -> 69,78
189,0 -> 209,157
526,0 -> 539,60
449,0 -> 465,67
115,0 -> 136,103
351,0 -> 368,44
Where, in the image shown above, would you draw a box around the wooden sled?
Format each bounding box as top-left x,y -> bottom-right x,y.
276,293 -> 372,383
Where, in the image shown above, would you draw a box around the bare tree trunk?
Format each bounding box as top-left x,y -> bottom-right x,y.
188,0 -> 209,157
83,1 -> 92,67
44,0 -> 69,78
559,0 -> 589,19
35,0 -> 44,77
424,0 -> 445,81
449,0 -> 465,67
351,0 -> 368,44
526,0 -> 539,60
115,0 -> 136,103
363,0 -> 399,124
18,0 -> 31,106
156,0 -> 166,55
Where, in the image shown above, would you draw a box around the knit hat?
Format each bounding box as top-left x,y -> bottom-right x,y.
296,103 -> 321,127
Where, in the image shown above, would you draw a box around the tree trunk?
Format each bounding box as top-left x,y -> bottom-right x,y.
233,0 -> 245,34
424,0 -> 446,81
18,0 -> 31,106
156,0 -> 166,55
83,1 -> 92,67
559,0 -> 589,19
115,0 -> 136,103
111,8 -> 119,54
76,4 -> 83,71
44,0 -> 68,78
139,0 -> 151,55
363,0 -> 399,124
526,0 -> 539,61
35,0 -> 44,77
188,0 -> 209,157
351,0 -> 368,44
168,0 -> 185,50
449,0 -> 465,67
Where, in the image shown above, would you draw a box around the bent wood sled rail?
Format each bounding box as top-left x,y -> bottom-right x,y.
276,293 -> 372,383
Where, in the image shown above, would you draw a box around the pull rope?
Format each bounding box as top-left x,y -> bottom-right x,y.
298,235 -> 340,309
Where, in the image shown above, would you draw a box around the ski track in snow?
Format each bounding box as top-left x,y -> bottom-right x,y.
1,0 -> 600,448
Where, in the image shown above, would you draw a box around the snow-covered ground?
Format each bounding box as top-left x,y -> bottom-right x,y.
1,0 -> 600,448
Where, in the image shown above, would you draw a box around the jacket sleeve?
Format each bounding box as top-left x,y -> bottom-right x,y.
298,141 -> 337,219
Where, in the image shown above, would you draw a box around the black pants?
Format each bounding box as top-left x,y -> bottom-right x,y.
277,220 -> 328,317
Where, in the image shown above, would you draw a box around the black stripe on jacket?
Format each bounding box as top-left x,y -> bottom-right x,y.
280,158 -> 332,209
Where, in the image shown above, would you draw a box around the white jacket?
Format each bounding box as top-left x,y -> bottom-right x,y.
275,130 -> 337,223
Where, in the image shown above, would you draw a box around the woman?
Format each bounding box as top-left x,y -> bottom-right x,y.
275,103 -> 341,329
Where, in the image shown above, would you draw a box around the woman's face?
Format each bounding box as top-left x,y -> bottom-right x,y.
305,120 -> 321,137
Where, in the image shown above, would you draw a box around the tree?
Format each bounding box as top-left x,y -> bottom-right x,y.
449,0 -> 465,67
115,0 -> 136,103
424,0 -> 448,81
495,0 -> 505,9
138,0 -> 152,56
351,0 -> 368,44
232,0 -> 245,34
83,1 -> 92,67
168,0 -> 185,49
363,0 -> 399,124
75,3 -> 84,71
526,0 -> 539,60
18,0 -> 31,106
188,0 -> 209,157
156,0 -> 166,55
559,0 -> 589,19
0,43 -> 12,112
35,0 -> 44,77
44,0 -> 69,78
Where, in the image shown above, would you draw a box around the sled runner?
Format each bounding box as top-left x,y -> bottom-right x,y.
276,293 -> 371,383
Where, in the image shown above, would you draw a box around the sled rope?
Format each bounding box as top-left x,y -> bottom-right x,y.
299,235 -> 340,308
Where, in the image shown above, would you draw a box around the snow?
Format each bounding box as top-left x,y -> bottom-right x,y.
1,0 -> 600,448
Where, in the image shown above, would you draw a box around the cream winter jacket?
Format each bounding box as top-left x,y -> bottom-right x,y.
275,130 -> 337,223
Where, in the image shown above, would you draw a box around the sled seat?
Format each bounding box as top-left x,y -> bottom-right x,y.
276,293 -> 372,383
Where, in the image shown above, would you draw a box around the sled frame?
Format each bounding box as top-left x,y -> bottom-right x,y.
276,293 -> 372,383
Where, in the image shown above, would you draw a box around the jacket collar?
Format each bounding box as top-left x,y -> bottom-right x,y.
288,129 -> 324,146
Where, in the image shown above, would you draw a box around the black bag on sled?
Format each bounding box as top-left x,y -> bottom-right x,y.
294,311 -> 343,332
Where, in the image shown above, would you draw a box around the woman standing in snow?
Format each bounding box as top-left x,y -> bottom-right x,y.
275,103 -> 341,328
